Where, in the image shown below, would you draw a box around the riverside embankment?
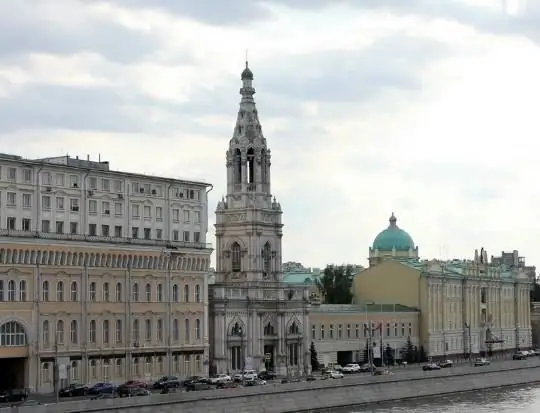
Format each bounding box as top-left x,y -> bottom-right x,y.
6,359 -> 540,413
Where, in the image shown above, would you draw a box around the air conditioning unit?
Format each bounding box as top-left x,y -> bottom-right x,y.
179,193 -> 184,198
88,190 -> 94,196
139,188 -> 144,193
105,210 -> 110,215
151,189 -> 157,195
73,183 -> 78,188
117,194 -> 124,199
45,187 -> 52,192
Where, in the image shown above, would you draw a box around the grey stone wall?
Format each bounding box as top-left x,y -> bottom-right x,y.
6,359 -> 540,413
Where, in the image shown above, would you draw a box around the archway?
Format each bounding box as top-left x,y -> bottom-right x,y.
0,321 -> 28,389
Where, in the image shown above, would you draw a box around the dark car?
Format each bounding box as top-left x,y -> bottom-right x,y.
258,371 -> 277,380
306,375 -> 317,381
117,380 -> 147,397
87,382 -> 115,395
513,352 -> 527,360
422,363 -> 441,371
126,388 -> 150,397
59,383 -> 88,397
153,376 -> 180,389
0,389 -> 28,403
184,378 -> 212,392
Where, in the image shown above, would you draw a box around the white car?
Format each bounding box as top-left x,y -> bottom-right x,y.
327,370 -> 344,379
210,374 -> 232,384
342,363 -> 361,373
233,370 -> 257,381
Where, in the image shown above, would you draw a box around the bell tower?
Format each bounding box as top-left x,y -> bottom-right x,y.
209,62 -> 310,377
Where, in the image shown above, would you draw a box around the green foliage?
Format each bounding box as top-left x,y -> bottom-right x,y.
317,264 -> 355,304
310,342 -> 319,371
384,344 -> 394,365
404,336 -> 415,363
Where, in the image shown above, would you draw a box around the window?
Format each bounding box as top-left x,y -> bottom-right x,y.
22,218 -> 31,231
156,207 -> 163,220
102,179 -> 110,192
156,229 -> 162,240
132,182 -> 139,193
42,321 -> 50,346
41,363 -> 51,383
194,232 -> 200,243
115,359 -> 122,377
19,281 -> 26,301
311,324 -> 316,339
102,201 -> 110,215
56,221 -> 64,234
132,227 -> 139,238
56,281 -> 64,301
132,283 -> 139,302
263,243 -> 271,275
355,324 -> 360,338
116,320 -> 122,344
408,322 -> 412,336
157,284 -> 163,302
143,228 -> 151,239
115,283 -> 122,302
89,282 -> 96,301
70,320 -> 78,344
173,319 -> 179,341
7,167 -> 16,181
133,319 -> 140,343
114,225 -> 122,237
231,242 -> 241,272
194,211 -> 200,224
183,231 -> 190,242
145,283 -> 151,302
145,319 -> 152,342
41,220 -> 50,233
195,284 -> 201,303
41,195 -> 51,210
329,324 -> 334,339
394,323 -> 398,337
55,173 -> 65,186
89,177 -> 97,189
172,230 -> 179,241
23,169 -> 32,182
89,200 -> 97,214
401,323 -> 405,336
102,225 -> 109,237
195,319 -> 201,340
114,180 -> 122,192
157,319 -> 163,342
103,320 -> 110,344
114,202 -> 122,216
184,319 -> 190,343
89,320 -> 96,343
70,198 -> 79,211
184,285 -> 189,302
56,320 -> 64,345
183,210 -> 190,223
70,222 -> 78,234
22,193 -> 32,208
144,206 -> 151,219
7,192 -> 16,206
320,324 -> 325,339
7,280 -> 15,301
172,284 -> 178,302
132,204 -> 140,218
386,323 -> 391,337
88,224 -> 96,236
143,183 -> 151,194
7,217 -> 16,230
42,281 -> 50,301
56,196 -> 64,210
347,324 -> 351,338
172,209 -> 179,222
103,282 -> 110,301
70,282 -> 77,301
133,358 -> 139,376
0,322 -> 27,347
0,281 -> 5,301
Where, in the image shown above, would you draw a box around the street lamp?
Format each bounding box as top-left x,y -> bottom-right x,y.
232,324 -> 245,380
464,322 -> 472,364
363,301 -> 375,375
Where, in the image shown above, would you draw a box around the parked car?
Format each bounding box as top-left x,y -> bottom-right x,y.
359,364 -> 373,372
325,370 -> 344,379
184,378 -> 213,392
153,376 -> 180,389
474,358 -> 491,367
126,388 -> 150,397
258,371 -> 277,380
117,380 -> 147,397
209,374 -> 231,384
59,383 -> 88,397
306,375 -> 317,381
422,363 -> 441,371
233,370 -> 257,382
439,360 -> 453,368
0,389 -> 28,403
183,376 -> 208,387
87,382 -> 115,395
244,376 -> 266,386
342,363 -> 361,373
513,352 -> 527,360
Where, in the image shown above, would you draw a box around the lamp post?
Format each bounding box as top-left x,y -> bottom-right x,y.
464,322 -> 472,365
54,331 -> 60,404
364,301 -> 375,375
232,325 -> 245,381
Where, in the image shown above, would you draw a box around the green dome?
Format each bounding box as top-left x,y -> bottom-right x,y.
372,213 -> 415,251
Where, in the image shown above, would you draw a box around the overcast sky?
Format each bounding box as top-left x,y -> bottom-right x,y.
2,0 -> 540,269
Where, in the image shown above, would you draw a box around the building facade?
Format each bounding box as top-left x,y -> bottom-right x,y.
209,63 -> 310,376
354,214 -> 533,360
0,154 -> 213,392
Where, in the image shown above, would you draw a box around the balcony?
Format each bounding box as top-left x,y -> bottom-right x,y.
0,229 -> 213,250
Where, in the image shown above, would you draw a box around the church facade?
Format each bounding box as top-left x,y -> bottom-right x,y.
208,63 -> 311,376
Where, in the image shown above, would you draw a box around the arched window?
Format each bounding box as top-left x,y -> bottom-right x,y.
264,322 -> 275,336
247,147 -> 255,186
132,283 -> 139,302
173,319 -> 179,341
231,242 -> 241,272
184,285 -> 190,303
234,148 -> 242,184
56,281 -> 64,302
133,319 -> 140,343
184,319 -> 190,343
157,283 -> 163,302
42,320 -> 49,346
261,149 -> 267,184
0,280 -> 4,301
115,283 -> 122,302
89,320 -> 96,343
103,282 -> 110,302
133,357 -> 140,376
70,320 -> 78,344
103,320 -> 110,344
89,282 -> 96,301
195,354 -> 201,373
71,361 -> 79,381
7,280 -> 15,301
195,285 -> 201,303
145,319 -> 152,342
0,321 -> 27,346
145,283 -> 151,302
195,319 -> 201,340
70,281 -> 78,301
289,322 -> 299,335
19,280 -> 26,301
116,320 -> 122,344
262,242 -> 271,275
172,284 -> 179,302
42,280 -> 49,301
56,320 -> 64,344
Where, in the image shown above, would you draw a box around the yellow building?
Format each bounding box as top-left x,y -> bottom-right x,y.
353,214 -> 532,360
0,239 -> 210,392
309,303 -> 419,367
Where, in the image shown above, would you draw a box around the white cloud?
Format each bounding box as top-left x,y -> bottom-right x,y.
1,0 -> 540,269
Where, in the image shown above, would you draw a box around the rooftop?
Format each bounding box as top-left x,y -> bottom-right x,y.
313,304 -> 419,313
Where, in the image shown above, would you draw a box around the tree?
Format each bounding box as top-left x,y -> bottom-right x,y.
418,345 -> 427,363
384,344 -> 394,366
310,342 -> 319,371
363,340 -> 370,364
405,336 -> 415,363
317,265 -> 355,304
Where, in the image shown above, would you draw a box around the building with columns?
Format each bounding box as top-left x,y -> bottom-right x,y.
0,153 -> 212,392
209,63 -> 311,376
354,213 -> 532,360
